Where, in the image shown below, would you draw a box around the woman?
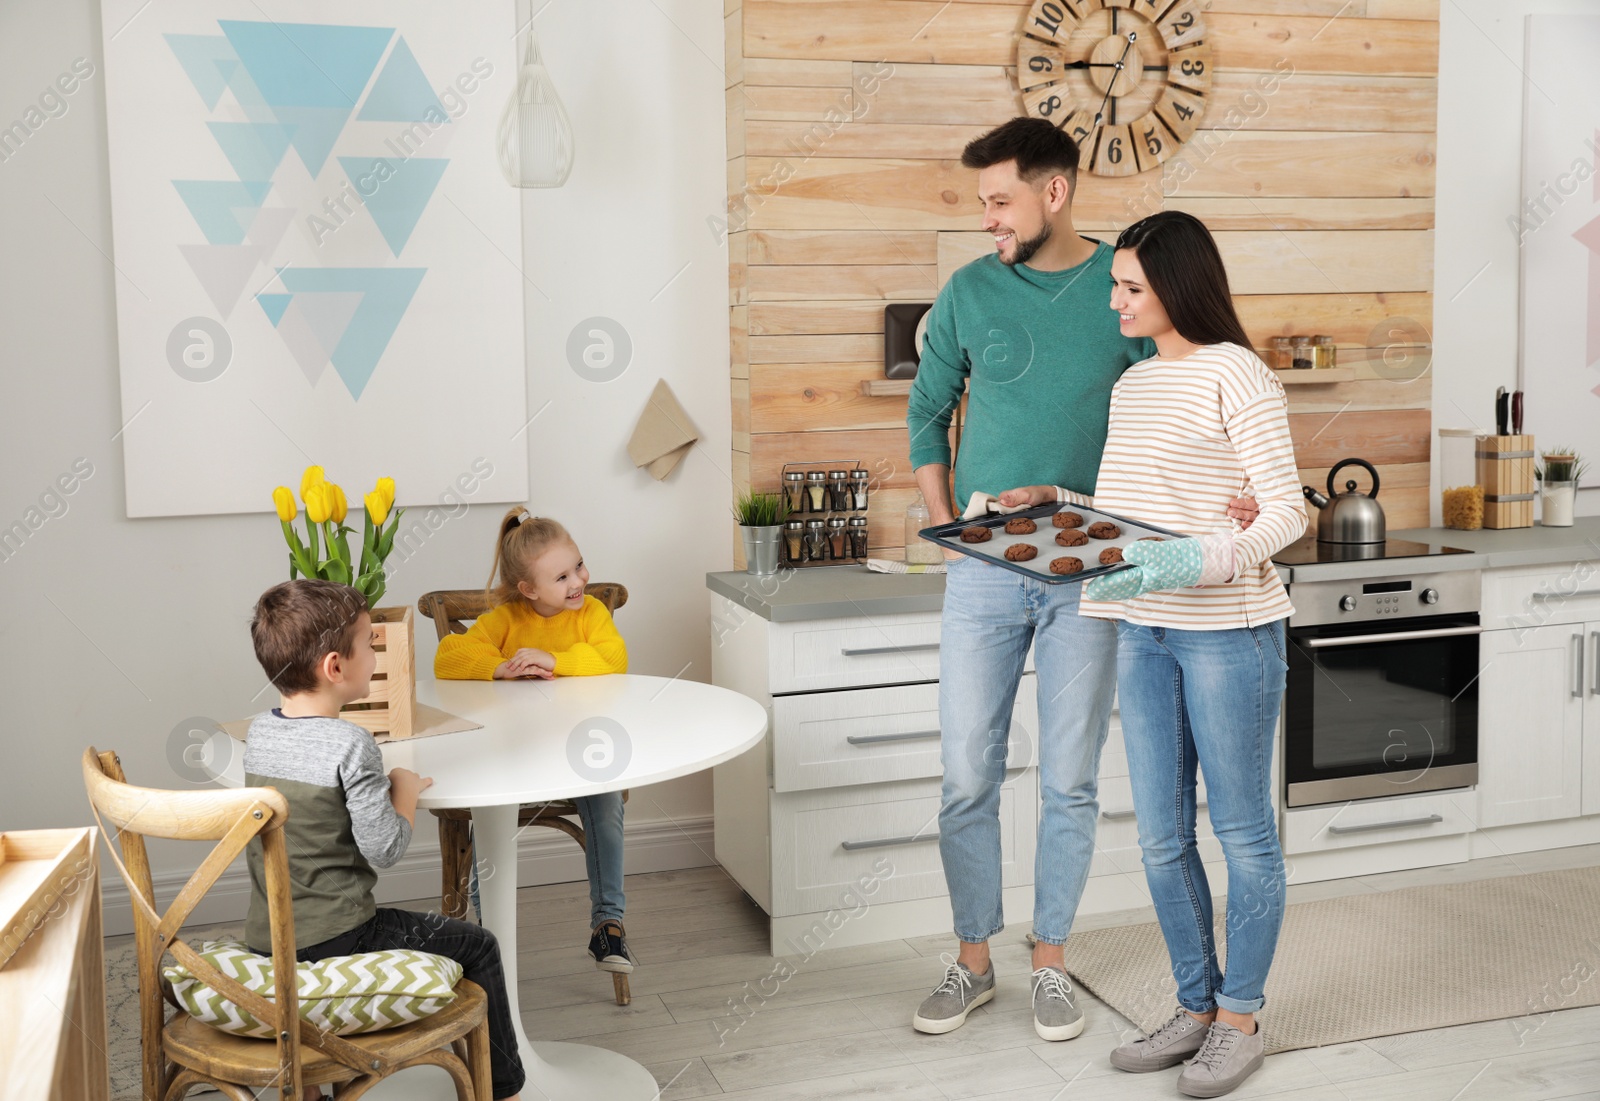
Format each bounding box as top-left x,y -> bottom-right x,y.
1000,210 -> 1306,1098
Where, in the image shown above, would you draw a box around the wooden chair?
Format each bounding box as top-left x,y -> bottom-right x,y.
417,584 -> 633,1006
82,747 -> 493,1101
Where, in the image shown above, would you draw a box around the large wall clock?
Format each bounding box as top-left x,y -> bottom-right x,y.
1015,0 -> 1212,177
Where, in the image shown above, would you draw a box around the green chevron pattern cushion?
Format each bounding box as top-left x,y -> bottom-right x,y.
163,938 -> 463,1038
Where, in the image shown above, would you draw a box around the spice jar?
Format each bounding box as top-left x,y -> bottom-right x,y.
1271,336 -> 1294,372
783,472 -> 806,515
904,493 -> 942,564
783,519 -> 805,563
828,470 -> 851,512
849,469 -> 870,510
1312,335 -> 1336,370
848,515 -> 869,558
804,472 -> 827,513
827,517 -> 848,559
1290,336 -> 1313,370
804,518 -> 826,561
1438,427 -> 1483,530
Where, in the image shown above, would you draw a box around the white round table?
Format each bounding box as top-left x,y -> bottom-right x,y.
210,673 -> 768,1101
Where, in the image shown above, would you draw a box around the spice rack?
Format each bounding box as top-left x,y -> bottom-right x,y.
780,460 -> 870,568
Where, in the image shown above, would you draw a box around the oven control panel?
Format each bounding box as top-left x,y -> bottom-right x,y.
1288,570 -> 1480,627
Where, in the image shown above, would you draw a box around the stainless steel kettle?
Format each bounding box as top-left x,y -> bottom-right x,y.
1303,458 -> 1385,544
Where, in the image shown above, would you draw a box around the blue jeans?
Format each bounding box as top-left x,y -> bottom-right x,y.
938,556 -> 1118,945
1115,619 -> 1288,1015
469,791 -> 625,928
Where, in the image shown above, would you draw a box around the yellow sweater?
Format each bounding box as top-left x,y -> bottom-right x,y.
434,596 -> 628,680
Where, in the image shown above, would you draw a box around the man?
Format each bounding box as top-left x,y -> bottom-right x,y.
906,117 -> 1253,1042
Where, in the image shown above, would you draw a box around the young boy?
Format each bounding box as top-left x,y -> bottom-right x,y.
244,579 -> 524,1101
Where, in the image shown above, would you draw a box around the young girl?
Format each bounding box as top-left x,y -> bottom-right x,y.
1001,211 -> 1306,1098
435,507 -> 634,978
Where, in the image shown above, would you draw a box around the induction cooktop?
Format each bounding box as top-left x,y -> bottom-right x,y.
1271,535 -> 1473,567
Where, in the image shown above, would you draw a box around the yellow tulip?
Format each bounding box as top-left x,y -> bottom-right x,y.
376,476 -> 396,510
327,483 -> 348,524
271,486 -> 297,522
304,482 -> 332,524
301,465 -> 325,500
365,490 -> 391,526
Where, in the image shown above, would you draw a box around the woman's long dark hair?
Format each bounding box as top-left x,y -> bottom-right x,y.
1114,211 -> 1254,351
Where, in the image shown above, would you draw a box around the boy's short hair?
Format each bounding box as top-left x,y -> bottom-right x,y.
960,117 -> 1080,189
251,580 -> 368,695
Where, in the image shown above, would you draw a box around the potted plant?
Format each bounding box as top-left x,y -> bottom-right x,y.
733,489 -> 788,577
1536,449 -> 1586,528
271,467 -> 416,737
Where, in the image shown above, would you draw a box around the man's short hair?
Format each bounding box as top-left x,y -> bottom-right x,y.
250,580 -> 368,695
960,117 -> 1080,188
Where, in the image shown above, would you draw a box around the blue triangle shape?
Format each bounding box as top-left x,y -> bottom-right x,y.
338,156 -> 448,254
278,268 -> 426,399
166,35 -> 235,110
207,122 -> 295,181
257,293 -> 292,326
271,107 -> 350,176
358,38 -> 447,123
172,180 -> 274,245
219,20 -> 393,108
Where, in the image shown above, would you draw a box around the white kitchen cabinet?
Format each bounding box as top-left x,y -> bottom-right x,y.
1477,623 -> 1587,827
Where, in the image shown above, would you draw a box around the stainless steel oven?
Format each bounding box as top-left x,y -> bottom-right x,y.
1283,569 -> 1481,808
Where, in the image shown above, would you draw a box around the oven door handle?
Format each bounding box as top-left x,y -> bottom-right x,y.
1304,625 -> 1482,649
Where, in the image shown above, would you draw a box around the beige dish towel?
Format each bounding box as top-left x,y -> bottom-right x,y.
223,702 -> 482,744
626,379 -> 700,480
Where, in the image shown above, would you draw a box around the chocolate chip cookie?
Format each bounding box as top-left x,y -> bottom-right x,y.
1049,556 -> 1084,575
1004,544 -> 1038,562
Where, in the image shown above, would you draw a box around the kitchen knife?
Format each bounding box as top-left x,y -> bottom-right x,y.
1495,386 -> 1508,435
1512,390 -> 1524,435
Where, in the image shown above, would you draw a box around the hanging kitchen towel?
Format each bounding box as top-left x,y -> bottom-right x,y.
627,379 -> 700,480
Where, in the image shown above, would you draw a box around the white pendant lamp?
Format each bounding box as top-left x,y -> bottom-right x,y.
496,29 -> 574,188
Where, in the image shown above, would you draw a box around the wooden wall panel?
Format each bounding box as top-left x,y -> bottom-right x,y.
726,0 -> 1440,555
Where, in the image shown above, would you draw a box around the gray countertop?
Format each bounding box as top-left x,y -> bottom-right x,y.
708,517 -> 1600,621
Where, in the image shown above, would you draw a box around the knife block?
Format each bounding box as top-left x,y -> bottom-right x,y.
1476,434 -> 1535,528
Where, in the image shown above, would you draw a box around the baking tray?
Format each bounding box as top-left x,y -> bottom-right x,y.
919,502 -> 1185,585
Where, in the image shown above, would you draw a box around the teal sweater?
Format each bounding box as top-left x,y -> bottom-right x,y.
906,241 -> 1155,506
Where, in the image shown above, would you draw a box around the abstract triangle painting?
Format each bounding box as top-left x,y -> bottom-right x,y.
102,1 -> 527,518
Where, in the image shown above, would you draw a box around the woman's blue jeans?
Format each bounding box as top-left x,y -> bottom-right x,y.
1115,618 -> 1288,1015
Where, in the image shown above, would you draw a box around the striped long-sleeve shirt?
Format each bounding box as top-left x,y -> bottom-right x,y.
1075,342 -> 1307,629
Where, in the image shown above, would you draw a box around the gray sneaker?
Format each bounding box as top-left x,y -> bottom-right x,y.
911,958 -> 995,1034
1177,1021 -> 1265,1098
1110,1008 -> 1209,1072
1029,966 -> 1085,1041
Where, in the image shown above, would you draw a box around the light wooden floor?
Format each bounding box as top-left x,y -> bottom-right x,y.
121,843 -> 1600,1101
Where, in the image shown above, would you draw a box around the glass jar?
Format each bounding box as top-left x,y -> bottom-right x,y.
826,516 -> 849,559
904,493 -> 942,564
1290,336 -> 1313,370
804,518 -> 826,562
849,469 -> 870,510
1271,336 -> 1294,372
804,472 -> 827,513
1312,334 -> 1336,369
783,472 -> 806,515
783,519 -> 805,563
848,515 -> 869,558
1438,427 -> 1482,530
828,470 -> 851,512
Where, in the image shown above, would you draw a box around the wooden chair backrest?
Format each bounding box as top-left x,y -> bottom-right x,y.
417,583 -> 628,642
81,748 -> 386,1101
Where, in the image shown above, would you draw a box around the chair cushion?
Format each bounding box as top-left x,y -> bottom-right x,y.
163,938 -> 462,1039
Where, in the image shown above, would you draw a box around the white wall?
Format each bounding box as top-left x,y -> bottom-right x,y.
0,0 -> 732,925
1433,0 -> 1600,523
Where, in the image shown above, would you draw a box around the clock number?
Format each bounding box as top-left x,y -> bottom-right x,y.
1072,123 -> 1090,142
1038,94 -> 1062,117
1106,136 -> 1124,165
1029,55 -> 1054,73
1143,125 -> 1161,156
1033,2 -> 1067,37
1173,101 -> 1194,121
1181,57 -> 1205,76
1171,11 -> 1195,32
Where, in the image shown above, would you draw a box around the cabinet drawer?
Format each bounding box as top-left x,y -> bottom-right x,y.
769,771 -> 1037,916
1282,791 -> 1474,855
1483,562 -> 1600,630
772,677 -> 1039,793
767,611 -> 1037,694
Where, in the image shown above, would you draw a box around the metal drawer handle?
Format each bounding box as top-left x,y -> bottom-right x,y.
1327,813 -> 1444,835
1306,625 -> 1482,649
1530,589 -> 1600,602
846,729 -> 940,746
841,833 -> 939,851
1592,632 -> 1599,698
1101,800 -> 1205,821
839,642 -> 941,657
1576,633 -> 1587,700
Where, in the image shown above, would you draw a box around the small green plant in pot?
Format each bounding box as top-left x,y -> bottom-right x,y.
734,489 -> 789,576
1536,448 -> 1586,528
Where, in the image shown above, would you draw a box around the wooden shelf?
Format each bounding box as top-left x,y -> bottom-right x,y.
1272,367 -> 1355,385
860,378 -> 914,397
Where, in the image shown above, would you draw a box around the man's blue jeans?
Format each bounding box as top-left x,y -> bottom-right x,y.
938,556 -> 1118,945
1115,619 -> 1288,1015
